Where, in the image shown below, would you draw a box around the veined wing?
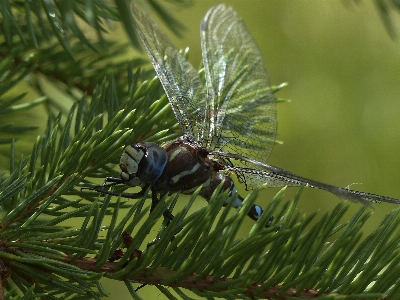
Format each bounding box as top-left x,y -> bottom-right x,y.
130,4 -> 207,139
200,5 -> 277,166
213,151 -> 400,206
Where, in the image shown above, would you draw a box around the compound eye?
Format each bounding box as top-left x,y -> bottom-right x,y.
137,143 -> 168,183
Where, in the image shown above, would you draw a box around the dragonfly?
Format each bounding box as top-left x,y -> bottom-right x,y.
93,4 -> 400,225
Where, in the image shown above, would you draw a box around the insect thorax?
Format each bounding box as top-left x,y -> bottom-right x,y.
118,138 -> 236,200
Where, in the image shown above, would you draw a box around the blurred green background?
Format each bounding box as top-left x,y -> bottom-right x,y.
103,1 -> 400,298
2,0 -> 400,298
145,0 -> 400,222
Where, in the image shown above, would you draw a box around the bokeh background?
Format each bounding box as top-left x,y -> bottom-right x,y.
145,1 -> 400,223
2,0 -> 400,298
164,1 -> 400,211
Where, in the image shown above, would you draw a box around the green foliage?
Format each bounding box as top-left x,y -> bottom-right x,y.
0,1 -> 400,299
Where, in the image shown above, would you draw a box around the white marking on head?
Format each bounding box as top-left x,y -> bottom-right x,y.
124,145 -> 144,162
119,145 -> 145,186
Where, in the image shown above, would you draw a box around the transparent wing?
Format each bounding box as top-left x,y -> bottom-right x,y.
201,5 -> 277,165
130,4 -> 207,138
216,151 -> 400,206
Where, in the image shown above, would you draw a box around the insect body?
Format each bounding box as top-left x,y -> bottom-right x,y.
95,4 -> 400,226
117,136 -> 262,221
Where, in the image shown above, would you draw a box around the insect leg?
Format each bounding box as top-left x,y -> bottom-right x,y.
81,178 -> 149,200
151,191 -> 175,223
103,177 -> 125,185
95,187 -> 148,199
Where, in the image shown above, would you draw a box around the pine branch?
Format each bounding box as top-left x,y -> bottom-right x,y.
0,0 -> 186,147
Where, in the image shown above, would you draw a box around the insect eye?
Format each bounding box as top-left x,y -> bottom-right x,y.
137,144 -> 168,183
